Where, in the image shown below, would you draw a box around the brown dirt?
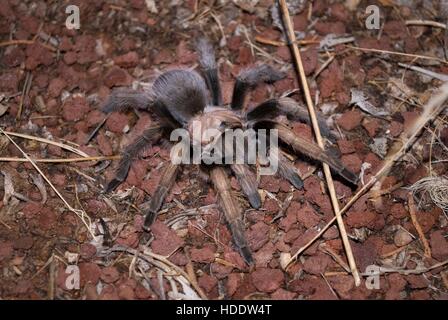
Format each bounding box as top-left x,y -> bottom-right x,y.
0,0 -> 447,300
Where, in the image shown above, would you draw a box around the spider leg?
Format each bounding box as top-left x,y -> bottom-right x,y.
104,126 -> 163,193
273,123 -> 359,184
246,97 -> 334,140
231,64 -> 285,110
230,164 -> 261,209
196,38 -> 222,106
143,162 -> 179,228
210,166 -> 253,265
269,146 -> 304,189
102,88 -> 152,113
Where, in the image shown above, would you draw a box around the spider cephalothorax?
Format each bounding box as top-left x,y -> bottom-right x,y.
101,38 -> 358,264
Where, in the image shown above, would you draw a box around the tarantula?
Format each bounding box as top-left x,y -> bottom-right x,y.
101,38 -> 358,264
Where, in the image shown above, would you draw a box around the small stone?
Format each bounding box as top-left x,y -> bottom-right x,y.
3,46 -> 25,67
100,266 -> 120,283
406,275 -> 428,289
247,221 -> 270,251
393,229 -> 413,247
337,140 -> 356,154
259,175 -> 281,193
337,110 -> 363,131
63,51 -> 77,65
150,221 -> 184,256
0,241 -> 13,262
390,203 -> 407,219
105,112 -> 129,133
254,242 -> 275,267
430,230 -> 448,261
190,247 -> 215,263
99,285 -> 120,300
80,243 -> 97,260
103,67 -> 132,88
302,253 -> 332,275
113,51 -> 139,68
341,154 -> 362,174
362,118 -> 380,137
226,273 -> 242,297
135,284 -> 153,299
48,78 -> 67,98
296,202 -> 321,228
271,288 -> 296,300
79,262 -> 101,286
97,132 -> 113,156
346,210 -> 377,228
251,268 -> 284,293
62,96 -> 90,122
198,273 -> 218,293
13,237 -> 34,250
118,284 -> 135,300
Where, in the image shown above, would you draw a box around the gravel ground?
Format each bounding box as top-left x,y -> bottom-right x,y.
0,0 -> 447,300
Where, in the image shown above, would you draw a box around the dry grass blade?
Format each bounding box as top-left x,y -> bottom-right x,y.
0,155 -> 120,163
17,72 -> 32,120
408,176 -> 448,216
0,39 -> 56,51
0,128 -> 96,239
398,63 -> 448,82
286,81 -> 448,267
347,45 -> 448,65
3,131 -> 89,157
278,0 -> 361,286
326,259 -> 448,277
361,259 -> 448,276
407,193 -> 432,258
105,245 -> 208,300
254,35 -> 319,47
405,20 -> 446,29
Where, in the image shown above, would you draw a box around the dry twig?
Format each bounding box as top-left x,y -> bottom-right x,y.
407,193 -> 432,258
0,128 -> 96,239
405,20 -> 446,29
0,155 -> 120,163
279,0 -> 361,286
347,45 -> 448,65
3,131 -> 89,157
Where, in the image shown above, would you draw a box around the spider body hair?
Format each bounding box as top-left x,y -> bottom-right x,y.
152,69 -> 208,126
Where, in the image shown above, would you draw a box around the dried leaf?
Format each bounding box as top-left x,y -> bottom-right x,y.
350,89 -> 389,117
370,137 -> 389,158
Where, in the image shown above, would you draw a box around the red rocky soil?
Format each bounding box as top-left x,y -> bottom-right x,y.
0,0 -> 447,300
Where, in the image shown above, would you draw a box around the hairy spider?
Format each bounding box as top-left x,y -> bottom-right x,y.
101,38 -> 358,264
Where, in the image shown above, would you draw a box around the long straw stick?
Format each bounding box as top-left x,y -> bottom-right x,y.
278,0 -> 361,286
